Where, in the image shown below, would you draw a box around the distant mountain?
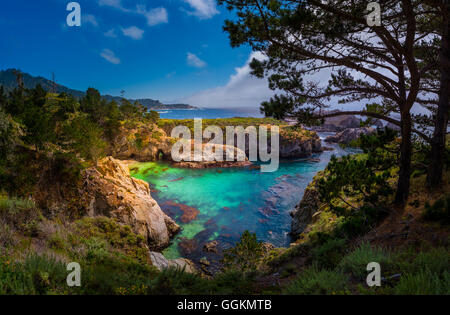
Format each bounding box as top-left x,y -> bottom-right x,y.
0,69 -> 196,110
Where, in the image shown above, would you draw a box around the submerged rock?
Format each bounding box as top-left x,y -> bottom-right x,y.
162,201 -> 200,223
203,240 -> 219,253
80,157 -> 180,250
149,252 -> 198,274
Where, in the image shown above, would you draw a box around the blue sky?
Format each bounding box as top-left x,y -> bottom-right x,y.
0,0 -> 277,107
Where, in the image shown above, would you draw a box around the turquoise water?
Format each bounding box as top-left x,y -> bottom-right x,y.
130,134 -> 356,263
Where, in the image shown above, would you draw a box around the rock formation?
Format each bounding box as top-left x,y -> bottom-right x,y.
108,123 -> 173,162
79,157 -> 180,250
325,127 -> 375,145
171,142 -> 252,169
149,252 -> 198,274
310,110 -> 362,132
290,175 -> 321,238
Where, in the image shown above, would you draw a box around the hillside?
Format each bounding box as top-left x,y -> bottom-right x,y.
0,69 -> 196,110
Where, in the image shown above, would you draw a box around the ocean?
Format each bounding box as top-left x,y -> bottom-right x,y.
156,107 -> 264,119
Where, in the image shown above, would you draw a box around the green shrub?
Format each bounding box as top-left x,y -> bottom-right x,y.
222,231 -> 264,273
147,268 -> 208,295
411,248 -> 450,275
211,270 -> 256,295
311,237 -> 347,269
0,254 -> 67,295
422,195 -> 450,225
0,222 -> 16,250
394,270 -> 450,295
283,266 -> 349,295
73,217 -> 149,263
336,205 -> 386,238
338,242 -> 393,280
22,254 -> 68,294
0,198 -> 42,235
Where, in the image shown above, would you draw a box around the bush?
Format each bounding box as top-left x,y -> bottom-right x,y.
211,271 -> 256,295
336,205 -> 386,238
283,267 -> 349,295
0,254 -> 67,295
411,247 -> 450,275
311,237 -> 347,269
394,270 -> 450,295
338,242 -> 393,280
422,195 -> 450,225
222,231 -> 264,273
0,197 -> 41,236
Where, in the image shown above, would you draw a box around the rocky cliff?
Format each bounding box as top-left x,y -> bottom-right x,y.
325,127 -> 375,145
108,123 -> 174,162
310,111 -> 361,132
79,157 -> 180,250
290,173 -> 322,238
280,127 -> 322,158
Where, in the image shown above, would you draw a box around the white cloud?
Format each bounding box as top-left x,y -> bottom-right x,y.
98,0 -> 127,11
181,52 -> 276,108
121,26 -> 144,40
100,49 -> 121,64
184,0 -> 219,19
137,6 -> 168,26
82,14 -> 99,27
104,28 -> 117,38
187,53 -> 207,68
99,1 -> 168,26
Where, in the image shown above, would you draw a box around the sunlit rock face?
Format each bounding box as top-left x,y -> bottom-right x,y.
80,157 -> 180,250
108,123 -> 173,162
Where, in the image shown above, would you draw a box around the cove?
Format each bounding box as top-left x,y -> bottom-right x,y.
130,134 -> 358,263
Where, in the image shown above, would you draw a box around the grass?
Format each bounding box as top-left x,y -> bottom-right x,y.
410,247 -> 450,276
283,266 -> 349,295
394,270 -> 450,295
338,242 -> 393,280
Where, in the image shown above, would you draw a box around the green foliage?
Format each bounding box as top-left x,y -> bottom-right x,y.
0,254 -> 67,295
0,108 -> 22,161
310,237 -> 347,269
0,197 -> 41,237
317,130 -> 398,235
63,113 -> 106,162
338,243 -> 393,280
222,230 -> 264,273
283,266 -> 349,295
336,205 -> 386,238
422,194 -> 450,225
394,270 -> 450,295
411,247 -> 450,275
72,217 -> 148,264
146,110 -> 160,123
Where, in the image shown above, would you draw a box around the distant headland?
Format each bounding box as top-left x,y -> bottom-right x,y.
0,69 -> 197,111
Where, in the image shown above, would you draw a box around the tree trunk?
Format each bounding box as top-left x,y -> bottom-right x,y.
395,112 -> 413,206
427,7 -> 450,189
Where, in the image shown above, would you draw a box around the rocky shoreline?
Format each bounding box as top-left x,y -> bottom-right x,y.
51,118 -> 368,274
